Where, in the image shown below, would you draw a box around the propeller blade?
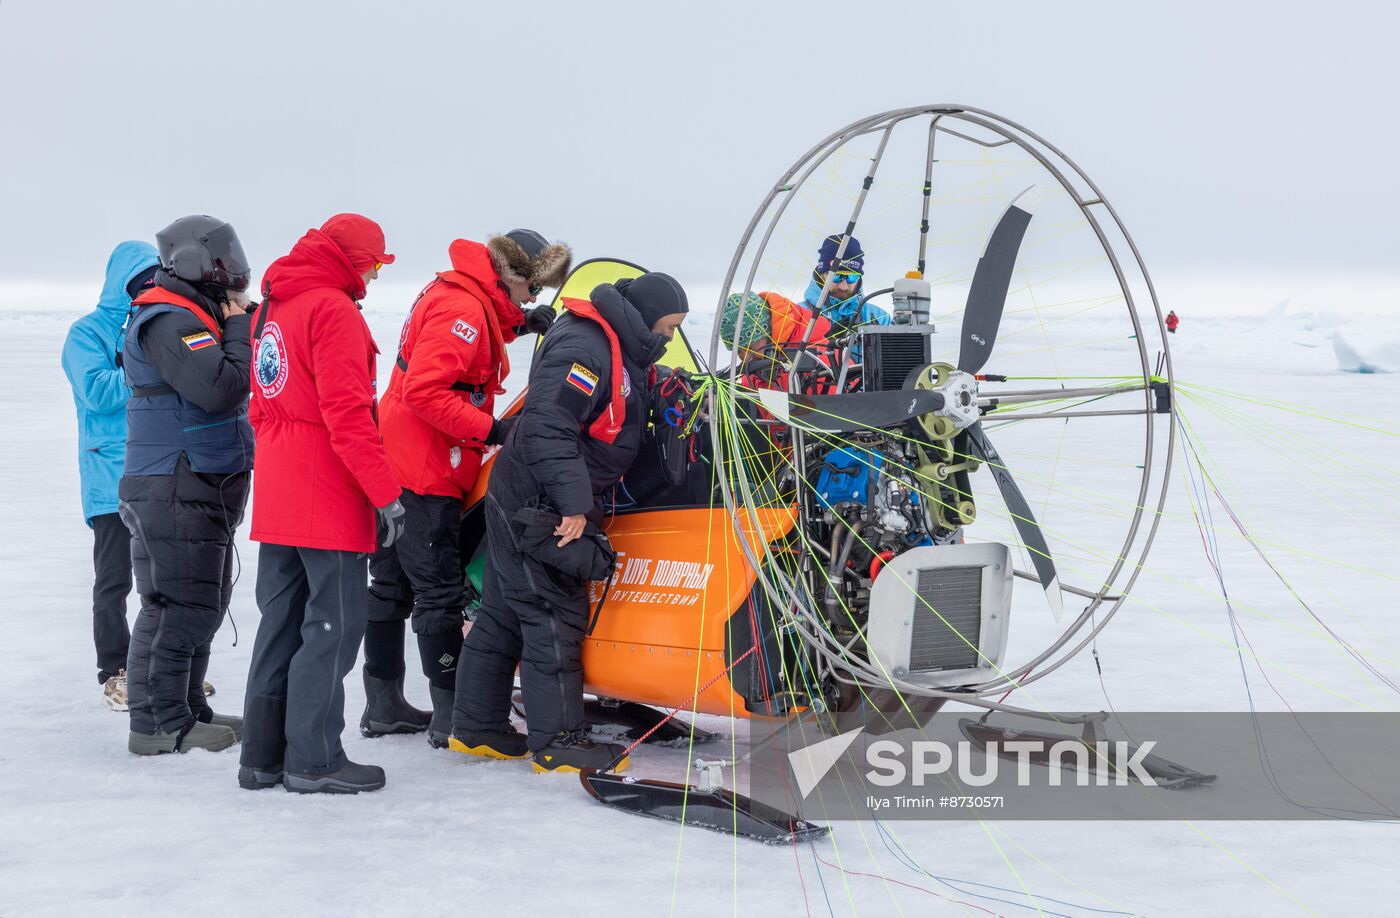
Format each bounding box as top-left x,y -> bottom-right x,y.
756,388 -> 945,433
958,186 -> 1043,375
963,422 -> 1063,620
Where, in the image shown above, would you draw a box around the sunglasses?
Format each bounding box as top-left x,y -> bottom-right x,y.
373,262 -> 384,273
528,283 -> 543,296
828,272 -> 861,285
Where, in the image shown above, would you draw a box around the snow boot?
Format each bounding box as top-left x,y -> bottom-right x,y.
532,729 -> 630,774
284,760 -> 386,795
102,669 -> 128,712
427,685 -> 455,749
448,726 -> 529,760
128,721 -> 237,756
198,709 -> 243,742
238,764 -> 285,791
360,671 -> 431,738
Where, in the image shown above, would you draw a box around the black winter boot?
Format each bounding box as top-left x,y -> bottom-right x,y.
532,729 -> 630,774
284,760 -> 386,795
427,685 -> 455,749
360,671 -> 431,738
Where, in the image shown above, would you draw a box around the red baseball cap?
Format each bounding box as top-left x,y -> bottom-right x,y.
319,213 -> 395,273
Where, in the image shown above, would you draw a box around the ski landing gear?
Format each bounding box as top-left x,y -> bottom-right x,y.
580,757 -> 828,845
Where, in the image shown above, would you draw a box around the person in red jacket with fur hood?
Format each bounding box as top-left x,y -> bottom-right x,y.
364,229 -> 570,746
239,214 -> 407,795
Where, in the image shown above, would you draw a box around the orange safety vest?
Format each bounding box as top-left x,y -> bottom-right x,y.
130,288 -> 224,341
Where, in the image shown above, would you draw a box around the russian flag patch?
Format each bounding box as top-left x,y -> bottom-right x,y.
566,362 -> 598,396
182,331 -> 217,351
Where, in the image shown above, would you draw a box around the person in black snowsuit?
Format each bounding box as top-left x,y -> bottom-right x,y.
120,215 -> 255,755
451,273 -> 689,771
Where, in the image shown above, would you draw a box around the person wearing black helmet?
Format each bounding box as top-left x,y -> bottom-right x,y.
450,271 -> 688,772
119,214 -> 256,755
365,229 -> 570,748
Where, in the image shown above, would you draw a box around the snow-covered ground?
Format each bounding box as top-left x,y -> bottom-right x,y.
2,297 -> 1399,917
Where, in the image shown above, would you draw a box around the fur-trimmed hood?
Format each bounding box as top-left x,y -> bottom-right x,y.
486,233 -> 572,289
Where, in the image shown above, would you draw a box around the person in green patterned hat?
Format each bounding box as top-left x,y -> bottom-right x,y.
719,292 -> 771,353
721,290 -> 833,390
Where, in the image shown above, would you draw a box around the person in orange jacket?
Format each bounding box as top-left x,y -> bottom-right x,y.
720,289 -> 835,391
364,230 -> 571,745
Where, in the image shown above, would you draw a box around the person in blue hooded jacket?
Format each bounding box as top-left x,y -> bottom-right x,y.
60,241 -> 160,710
801,234 -> 890,356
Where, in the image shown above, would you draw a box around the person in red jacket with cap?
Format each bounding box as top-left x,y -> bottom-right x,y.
363,229 -> 571,747
238,213 -> 407,795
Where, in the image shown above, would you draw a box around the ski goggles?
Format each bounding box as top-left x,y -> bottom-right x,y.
828,271 -> 862,285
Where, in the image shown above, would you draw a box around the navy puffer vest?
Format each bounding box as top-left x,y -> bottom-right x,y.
122,302 -> 254,476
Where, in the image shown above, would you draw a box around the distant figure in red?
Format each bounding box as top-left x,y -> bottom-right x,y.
1165,310 -> 1179,334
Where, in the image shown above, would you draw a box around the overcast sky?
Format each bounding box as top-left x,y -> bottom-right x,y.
2,0 -> 1397,308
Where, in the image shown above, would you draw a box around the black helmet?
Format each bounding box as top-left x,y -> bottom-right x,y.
156,215 -> 251,292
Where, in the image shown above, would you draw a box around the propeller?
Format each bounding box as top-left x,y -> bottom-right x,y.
958,185 -> 1043,375
956,186 -> 1062,619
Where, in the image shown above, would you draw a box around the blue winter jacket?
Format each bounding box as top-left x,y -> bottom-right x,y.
803,280 -> 891,363
61,241 -> 160,524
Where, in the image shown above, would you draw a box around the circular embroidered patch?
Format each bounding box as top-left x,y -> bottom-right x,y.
255,321 -> 289,398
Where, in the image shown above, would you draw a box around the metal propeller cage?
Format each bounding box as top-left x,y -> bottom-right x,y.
705,104 -> 1176,707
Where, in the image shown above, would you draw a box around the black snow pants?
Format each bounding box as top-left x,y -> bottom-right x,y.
240,543 -> 369,776
365,491 -> 465,690
119,460 -> 249,736
91,512 -> 133,684
453,497 -> 590,751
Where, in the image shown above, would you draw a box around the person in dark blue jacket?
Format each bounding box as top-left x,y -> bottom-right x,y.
451,273 -> 688,772
120,215 -> 256,756
61,241 -> 160,710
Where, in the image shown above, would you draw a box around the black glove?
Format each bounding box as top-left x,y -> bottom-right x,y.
485,415 -> 517,446
376,497 -> 407,549
522,305 -> 555,335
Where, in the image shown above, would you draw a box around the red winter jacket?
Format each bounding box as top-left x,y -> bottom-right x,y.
379,239 -> 523,499
248,229 -> 401,552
